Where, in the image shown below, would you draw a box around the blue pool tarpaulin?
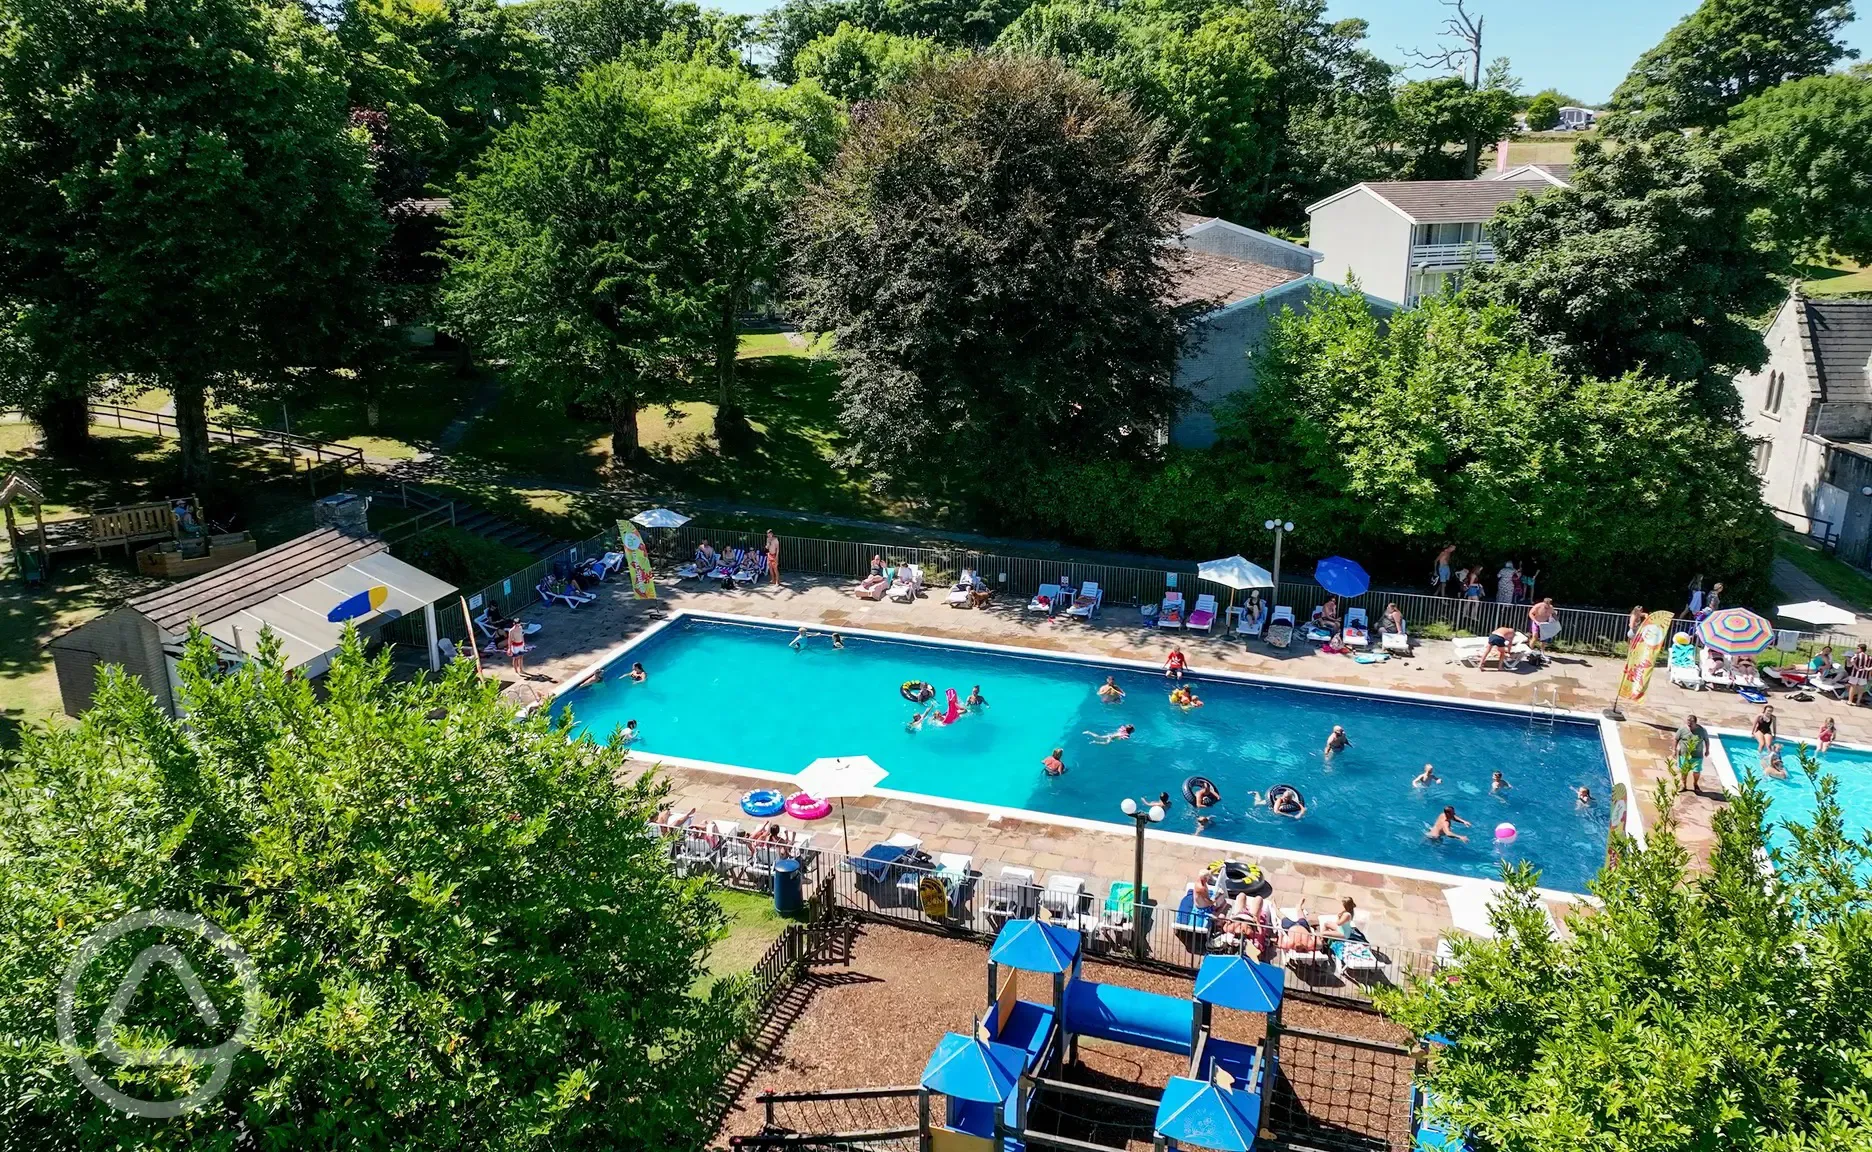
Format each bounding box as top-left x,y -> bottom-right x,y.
1192,954 -> 1285,1013
988,918 -> 1080,974
1155,1075 -> 1261,1151
1314,556 -> 1370,598
920,1032 -> 1026,1103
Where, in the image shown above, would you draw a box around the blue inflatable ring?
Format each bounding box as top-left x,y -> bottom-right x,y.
740,788 -> 786,818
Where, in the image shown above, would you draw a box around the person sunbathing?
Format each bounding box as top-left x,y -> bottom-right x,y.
856,572 -> 888,596
1317,597 -> 1341,631
1279,902 -> 1319,952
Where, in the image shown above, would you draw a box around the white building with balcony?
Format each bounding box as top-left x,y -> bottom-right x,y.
1304,176 -> 1564,306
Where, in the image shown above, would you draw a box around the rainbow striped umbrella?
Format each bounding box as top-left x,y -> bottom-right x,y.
1696,607 -> 1774,655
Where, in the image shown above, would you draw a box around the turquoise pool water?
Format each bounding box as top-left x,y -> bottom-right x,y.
554,616 -> 1614,891
1718,735 -> 1872,856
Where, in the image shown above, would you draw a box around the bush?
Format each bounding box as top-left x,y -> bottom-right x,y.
0,630 -> 747,1149
394,525 -> 540,589
1524,92 -> 1562,131
988,287 -> 1777,608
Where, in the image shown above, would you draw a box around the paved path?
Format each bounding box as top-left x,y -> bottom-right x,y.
1772,556 -> 1872,640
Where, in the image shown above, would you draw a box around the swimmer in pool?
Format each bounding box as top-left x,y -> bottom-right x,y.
1324,726 -> 1349,757
1097,676 -> 1125,702
619,719 -> 641,744
1764,744 -> 1788,779
1170,686 -> 1204,709
629,662 -> 647,683
907,706 -> 932,733
1084,724 -> 1136,744
1575,785 -> 1593,804
1192,779 -> 1221,807
1194,814 -> 1214,833
1490,771 -> 1510,792
1413,764 -> 1440,787
789,626 -> 810,650
1043,748 -> 1066,776
1254,786 -> 1305,817
832,633 -> 845,649
1428,806 -> 1470,842
966,685 -> 987,708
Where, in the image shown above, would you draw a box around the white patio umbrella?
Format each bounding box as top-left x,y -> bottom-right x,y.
631,507 -> 691,529
1198,555 -> 1274,616
795,756 -> 888,854
1776,600 -> 1858,628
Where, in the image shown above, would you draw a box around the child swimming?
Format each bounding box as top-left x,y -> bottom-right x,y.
1083,724 -> 1136,744
1412,764 -> 1440,787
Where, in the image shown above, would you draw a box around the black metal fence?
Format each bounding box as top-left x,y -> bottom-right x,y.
1265,1026 -> 1417,1152
670,525 -> 1854,658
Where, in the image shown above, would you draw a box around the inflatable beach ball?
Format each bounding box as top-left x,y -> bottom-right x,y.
1674,633 -> 1691,646
1494,823 -> 1517,844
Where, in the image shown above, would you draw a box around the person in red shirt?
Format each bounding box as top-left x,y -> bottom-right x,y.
1165,649 -> 1187,679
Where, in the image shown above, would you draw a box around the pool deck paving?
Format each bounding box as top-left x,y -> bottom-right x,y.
483,576 -> 1858,956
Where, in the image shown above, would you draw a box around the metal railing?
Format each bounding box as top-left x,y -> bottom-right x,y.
88,401 -> 363,486
1409,240 -> 1495,266
670,525 -> 1856,658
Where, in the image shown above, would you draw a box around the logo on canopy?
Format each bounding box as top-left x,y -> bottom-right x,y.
327,585 -> 389,623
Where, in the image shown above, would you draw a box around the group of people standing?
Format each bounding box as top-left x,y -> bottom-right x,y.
1431,544 -> 1540,607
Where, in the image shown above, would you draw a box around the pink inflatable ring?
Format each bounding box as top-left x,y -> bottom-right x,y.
785,792 -> 832,820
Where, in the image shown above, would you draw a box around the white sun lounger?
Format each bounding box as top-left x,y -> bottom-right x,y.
1067,581 -> 1102,620
1231,603 -> 1267,638
1157,592 -> 1185,629
1041,874 -> 1086,919
1186,593 -> 1218,632
1342,607 -> 1370,648
1028,583 -> 1061,614
1700,648 -> 1735,689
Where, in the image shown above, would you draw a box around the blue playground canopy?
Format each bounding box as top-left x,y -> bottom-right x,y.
1155,1075 -> 1262,1151
989,918 -> 1080,974
1193,954 -> 1285,1013
920,1032 -> 1026,1103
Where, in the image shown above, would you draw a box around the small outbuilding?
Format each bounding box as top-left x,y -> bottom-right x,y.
50,527 -> 456,717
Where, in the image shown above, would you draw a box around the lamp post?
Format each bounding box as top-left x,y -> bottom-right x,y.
1264,519 -> 1294,598
1119,796 -> 1165,958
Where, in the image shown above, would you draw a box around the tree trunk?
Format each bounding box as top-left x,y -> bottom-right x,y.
609,393 -> 640,461
173,376 -> 214,484
714,286 -> 754,455
28,388 -> 91,456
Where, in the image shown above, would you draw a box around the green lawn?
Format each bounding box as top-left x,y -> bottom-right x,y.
695,888 -> 804,993
1775,534 -> 1872,614
1800,261 -> 1872,298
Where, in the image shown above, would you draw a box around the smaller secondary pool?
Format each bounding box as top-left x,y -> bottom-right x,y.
1718,735 -> 1872,857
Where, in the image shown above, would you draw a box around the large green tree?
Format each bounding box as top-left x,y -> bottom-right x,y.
1727,70 -> 1872,264
0,629 -> 744,1148
520,0 -> 750,83
1602,0 -> 1857,137
994,0 -> 1395,228
446,56 -> 803,462
0,0 -> 385,483
793,22 -> 958,101
764,0 -> 1035,81
1391,75 -> 1518,179
788,55 -> 1186,499
1382,755 -> 1872,1151
1523,91 -> 1561,131
1481,133 -> 1787,410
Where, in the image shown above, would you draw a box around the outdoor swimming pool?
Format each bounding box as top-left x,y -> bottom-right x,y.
553,615 -> 1616,891
1718,735 -> 1872,858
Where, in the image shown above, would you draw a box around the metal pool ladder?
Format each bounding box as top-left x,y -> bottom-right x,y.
1529,686 -> 1562,729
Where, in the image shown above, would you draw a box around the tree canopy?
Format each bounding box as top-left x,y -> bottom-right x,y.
793,22 -> 957,100
1481,133 -> 1787,410
445,56 -> 773,461
0,629 -> 744,1149
1382,755 -> 1872,1151
1523,91 -> 1562,131
1391,75 -> 1518,180
0,0 -> 384,481
1602,0 -> 1857,137
763,0 -> 1036,81
1727,70 -> 1872,264
993,0 -> 1397,228
788,54 -> 1186,500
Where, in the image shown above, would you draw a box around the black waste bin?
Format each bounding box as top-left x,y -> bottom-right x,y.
772,857 -> 803,914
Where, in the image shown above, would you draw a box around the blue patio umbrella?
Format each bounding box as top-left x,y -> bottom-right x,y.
988,918 -> 1080,974
1154,1076 -> 1262,1151
920,1032 -> 1026,1103
1314,556 -> 1370,598
1192,954 -> 1285,1013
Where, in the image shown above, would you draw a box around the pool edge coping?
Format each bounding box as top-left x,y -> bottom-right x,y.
553,607 -> 1628,905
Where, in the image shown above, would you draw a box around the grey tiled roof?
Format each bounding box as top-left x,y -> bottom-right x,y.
1359,178 -> 1551,223
1805,299 -> 1872,404
1166,248 -> 1303,308
127,527 -> 384,632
